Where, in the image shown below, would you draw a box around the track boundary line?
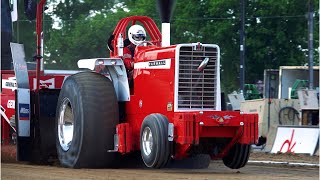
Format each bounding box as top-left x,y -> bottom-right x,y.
248,160 -> 319,167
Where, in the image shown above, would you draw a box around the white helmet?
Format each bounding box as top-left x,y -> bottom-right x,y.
128,25 -> 146,46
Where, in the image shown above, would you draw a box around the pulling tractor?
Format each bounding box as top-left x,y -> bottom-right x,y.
7,0 -> 258,169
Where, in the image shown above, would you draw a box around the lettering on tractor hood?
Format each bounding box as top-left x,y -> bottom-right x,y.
134,58 -> 171,69
149,60 -> 166,66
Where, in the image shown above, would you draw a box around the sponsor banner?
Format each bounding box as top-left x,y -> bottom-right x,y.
1,77 -> 17,91
134,58 -> 171,69
17,88 -> 30,137
271,126 -> 319,155
18,103 -> 30,120
33,77 -> 55,89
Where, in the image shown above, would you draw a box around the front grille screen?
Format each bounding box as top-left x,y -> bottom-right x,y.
177,45 -> 218,110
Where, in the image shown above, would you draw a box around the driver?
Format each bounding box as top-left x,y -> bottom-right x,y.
123,24 -> 146,70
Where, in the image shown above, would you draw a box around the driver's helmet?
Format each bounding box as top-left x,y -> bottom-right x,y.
128,24 -> 146,46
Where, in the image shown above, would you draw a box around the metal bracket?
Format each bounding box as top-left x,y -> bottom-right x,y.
107,134 -> 119,152
168,123 -> 174,141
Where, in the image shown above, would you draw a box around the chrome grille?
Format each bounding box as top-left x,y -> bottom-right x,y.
177,45 -> 218,110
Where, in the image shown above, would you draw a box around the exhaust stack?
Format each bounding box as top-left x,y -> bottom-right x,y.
161,23 -> 170,47
157,0 -> 176,47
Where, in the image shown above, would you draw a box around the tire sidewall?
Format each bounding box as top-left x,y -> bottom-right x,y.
140,117 -> 160,168
55,76 -> 83,168
56,72 -> 119,168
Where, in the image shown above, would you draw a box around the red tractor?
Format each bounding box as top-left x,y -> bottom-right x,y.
4,0 -> 258,169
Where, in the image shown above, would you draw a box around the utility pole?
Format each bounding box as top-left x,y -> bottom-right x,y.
308,0 -> 314,89
240,0 -> 245,93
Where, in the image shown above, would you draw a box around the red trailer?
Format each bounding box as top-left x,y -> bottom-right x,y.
2,0 -> 258,169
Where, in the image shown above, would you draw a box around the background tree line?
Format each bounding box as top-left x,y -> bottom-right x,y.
13,0 -> 319,93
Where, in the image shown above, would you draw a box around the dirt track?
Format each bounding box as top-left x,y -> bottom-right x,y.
1,158 -> 319,180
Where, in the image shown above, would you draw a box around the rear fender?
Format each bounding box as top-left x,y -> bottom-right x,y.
77,58 -> 130,101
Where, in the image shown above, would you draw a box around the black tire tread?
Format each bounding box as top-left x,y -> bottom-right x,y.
222,143 -> 250,169
240,145 -> 251,168
140,113 -> 171,168
152,114 -> 165,168
56,72 -> 119,168
154,114 -> 171,168
223,143 -> 239,168
156,114 -> 171,167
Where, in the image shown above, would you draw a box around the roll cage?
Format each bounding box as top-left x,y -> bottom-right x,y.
109,16 -> 162,57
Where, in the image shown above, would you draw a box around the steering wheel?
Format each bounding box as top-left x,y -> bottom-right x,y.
135,41 -> 155,52
136,41 -> 155,47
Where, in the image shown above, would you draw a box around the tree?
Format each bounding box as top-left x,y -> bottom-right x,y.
245,0 -> 319,84
45,0 -> 128,69
43,0 -> 319,93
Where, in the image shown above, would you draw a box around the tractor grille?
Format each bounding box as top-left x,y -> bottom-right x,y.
176,44 -> 218,110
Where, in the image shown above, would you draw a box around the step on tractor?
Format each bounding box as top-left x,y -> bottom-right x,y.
2,0 -> 258,169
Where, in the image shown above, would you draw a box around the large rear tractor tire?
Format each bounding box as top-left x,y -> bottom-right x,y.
140,114 -> 171,168
222,143 -> 251,169
55,72 -> 119,168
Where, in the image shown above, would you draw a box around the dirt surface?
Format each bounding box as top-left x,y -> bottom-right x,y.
1,151 -> 319,180
249,152 -> 319,164
1,160 -> 319,180
1,145 -> 16,164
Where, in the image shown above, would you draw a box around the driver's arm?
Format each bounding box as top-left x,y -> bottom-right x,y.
123,47 -> 134,70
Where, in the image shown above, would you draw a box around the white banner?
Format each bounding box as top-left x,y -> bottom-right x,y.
271,126 -> 319,155
17,88 -> 30,137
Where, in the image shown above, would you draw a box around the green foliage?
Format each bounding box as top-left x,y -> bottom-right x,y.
245,0 -> 317,84
16,0 -> 319,93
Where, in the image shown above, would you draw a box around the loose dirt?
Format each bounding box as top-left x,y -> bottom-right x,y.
1,146 -> 319,180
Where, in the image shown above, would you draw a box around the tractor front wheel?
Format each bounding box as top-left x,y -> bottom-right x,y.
222,143 -> 251,169
140,114 -> 171,168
